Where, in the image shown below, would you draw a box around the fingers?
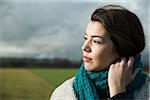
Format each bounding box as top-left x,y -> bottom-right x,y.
110,57 -> 134,69
109,56 -> 140,89
108,58 -> 128,97
126,56 -> 141,83
111,58 -> 126,65
131,68 -> 141,79
120,58 -> 127,67
127,56 -> 134,69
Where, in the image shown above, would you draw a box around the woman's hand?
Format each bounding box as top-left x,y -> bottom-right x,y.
108,57 -> 141,97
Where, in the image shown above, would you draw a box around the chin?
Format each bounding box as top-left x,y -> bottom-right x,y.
84,66 -> 92,71
84,64 -> 98,71
84,63 -> 105,71
84,63 -> 93,71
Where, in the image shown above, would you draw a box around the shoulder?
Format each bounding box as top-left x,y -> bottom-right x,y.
134,76 -> 150,100
50,77 -> 77,100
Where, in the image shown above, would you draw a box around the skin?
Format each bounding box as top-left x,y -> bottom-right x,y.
108,57 -> 141,97
82,21 -> 119,71
82,21 -> 141,97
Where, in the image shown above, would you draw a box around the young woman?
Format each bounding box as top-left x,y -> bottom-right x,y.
50,5 -> 149,100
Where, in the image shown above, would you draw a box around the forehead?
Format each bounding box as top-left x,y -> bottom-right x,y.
86,21 -> 108,37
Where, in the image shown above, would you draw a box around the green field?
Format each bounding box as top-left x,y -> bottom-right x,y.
0,68 -> 77,100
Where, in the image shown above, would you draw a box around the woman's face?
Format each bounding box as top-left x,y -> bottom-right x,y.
82,21 -> 119,71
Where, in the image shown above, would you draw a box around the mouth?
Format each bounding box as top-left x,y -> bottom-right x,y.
83,56 -> 93,62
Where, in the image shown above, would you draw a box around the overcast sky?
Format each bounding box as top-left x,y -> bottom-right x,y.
0,0 -> 149,61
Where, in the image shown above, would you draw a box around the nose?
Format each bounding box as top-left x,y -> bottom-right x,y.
81,41 -> 91,52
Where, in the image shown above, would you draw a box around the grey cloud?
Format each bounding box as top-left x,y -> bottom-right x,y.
1,3 -> 93,59
1,2 -> 94,41
0,1 -> 149,61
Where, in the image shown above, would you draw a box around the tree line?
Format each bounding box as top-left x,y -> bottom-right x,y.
0,57 -> 81,68
0,57 -> 149,72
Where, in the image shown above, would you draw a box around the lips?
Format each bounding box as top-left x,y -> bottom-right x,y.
83,56 -> 92,62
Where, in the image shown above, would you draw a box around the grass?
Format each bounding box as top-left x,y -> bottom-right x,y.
31,68 -> 77,87
0,68 -> 77,100
0,68 -> 149,100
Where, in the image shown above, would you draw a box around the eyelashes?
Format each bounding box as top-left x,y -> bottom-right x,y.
84,36 -> 87,40
83,36 -> 102,44
93,40 -> 102,44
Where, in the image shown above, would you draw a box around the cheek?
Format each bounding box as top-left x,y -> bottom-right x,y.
92,46 -> 106,59
92,46 -> 115,64
92,49 -> 110,70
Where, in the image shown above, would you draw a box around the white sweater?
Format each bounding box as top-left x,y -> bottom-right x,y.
50,77 -> 150,100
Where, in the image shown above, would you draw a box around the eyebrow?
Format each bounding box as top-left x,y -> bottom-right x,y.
84,33 -> 104,39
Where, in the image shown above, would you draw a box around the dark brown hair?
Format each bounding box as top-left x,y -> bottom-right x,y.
91,5 -> 145,57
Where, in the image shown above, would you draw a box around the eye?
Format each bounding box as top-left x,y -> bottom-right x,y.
84,36 -> 87,40
93,40 -> 102,44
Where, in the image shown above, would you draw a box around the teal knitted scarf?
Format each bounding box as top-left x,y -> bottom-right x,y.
73,54 -> 147,100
